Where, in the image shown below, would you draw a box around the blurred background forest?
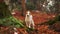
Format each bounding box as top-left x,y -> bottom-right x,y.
0,0 -> 60,34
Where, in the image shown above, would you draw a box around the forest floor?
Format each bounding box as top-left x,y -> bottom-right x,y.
12,10 -> 60,34
0,10 -> 60,34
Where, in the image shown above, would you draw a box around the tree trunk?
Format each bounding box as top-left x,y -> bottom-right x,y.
0,2 -> 12,19
36,0 -> 40,11
21,0 -> 26,16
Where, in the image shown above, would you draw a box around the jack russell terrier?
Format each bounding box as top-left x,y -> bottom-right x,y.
25,11 -> 34,29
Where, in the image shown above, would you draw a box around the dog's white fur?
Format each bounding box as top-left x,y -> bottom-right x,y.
25,11 -> 34,28
14,28 -> 18,34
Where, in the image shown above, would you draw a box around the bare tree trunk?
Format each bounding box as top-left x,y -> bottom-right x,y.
36,0 -> 41,11
0,2 -> 12,18
21,0 -> 26,16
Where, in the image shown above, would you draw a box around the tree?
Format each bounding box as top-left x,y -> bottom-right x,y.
0,1 -> 24,28
36,0 -> 40,10
0,2 -> 12,19
21,0 -> 26,16
55,0 -> 60,14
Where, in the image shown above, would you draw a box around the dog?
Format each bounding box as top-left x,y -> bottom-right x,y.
25,11 -> 34,29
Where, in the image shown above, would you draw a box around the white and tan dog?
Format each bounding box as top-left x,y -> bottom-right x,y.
25,11 -> 34,28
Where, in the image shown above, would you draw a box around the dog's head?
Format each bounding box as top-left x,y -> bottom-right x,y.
26,11 -> 30,15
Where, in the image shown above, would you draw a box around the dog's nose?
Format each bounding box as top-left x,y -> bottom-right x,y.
27,14 -> 29,16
